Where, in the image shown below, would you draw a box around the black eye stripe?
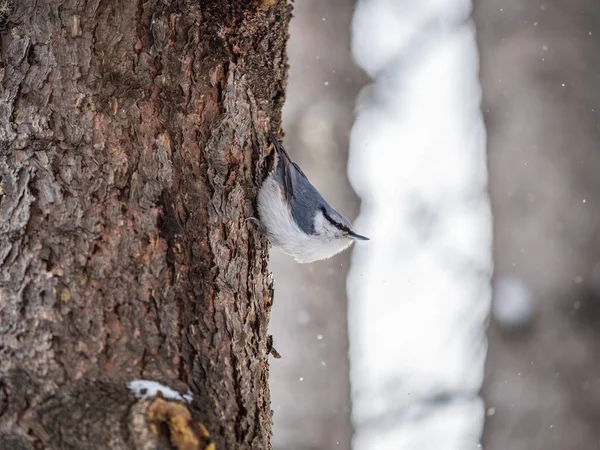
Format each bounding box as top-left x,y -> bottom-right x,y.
321,207 -> 350,232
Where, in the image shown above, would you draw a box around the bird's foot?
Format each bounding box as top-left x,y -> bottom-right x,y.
245,216 -> 263,230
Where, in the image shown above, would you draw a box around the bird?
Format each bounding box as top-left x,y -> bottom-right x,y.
256,132 -> 369,263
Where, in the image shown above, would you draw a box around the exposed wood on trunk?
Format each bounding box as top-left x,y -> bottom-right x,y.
0,0 -> 290,448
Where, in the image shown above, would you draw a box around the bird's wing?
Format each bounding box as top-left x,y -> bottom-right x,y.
270,133 -> 308,200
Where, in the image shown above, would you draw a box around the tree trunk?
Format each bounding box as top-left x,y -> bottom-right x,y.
0,1 -> 290,449
475,0 -> 600,449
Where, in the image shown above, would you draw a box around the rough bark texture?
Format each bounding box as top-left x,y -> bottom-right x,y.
0,0 -> 290,448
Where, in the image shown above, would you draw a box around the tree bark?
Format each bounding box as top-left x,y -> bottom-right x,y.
0,1 -> 290,449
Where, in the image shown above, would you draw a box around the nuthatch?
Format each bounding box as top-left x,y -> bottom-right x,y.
257,133 -> 368,263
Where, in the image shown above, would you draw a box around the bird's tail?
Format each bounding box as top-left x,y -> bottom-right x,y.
269,131 -> 307,181
269,132 -> 287,156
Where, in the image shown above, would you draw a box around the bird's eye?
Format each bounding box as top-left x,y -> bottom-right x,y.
321,208 -> 350,232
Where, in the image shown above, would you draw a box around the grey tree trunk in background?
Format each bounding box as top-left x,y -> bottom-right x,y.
475,1 -> 600,449
0,1 -> 290,448
269,0 -> 366,449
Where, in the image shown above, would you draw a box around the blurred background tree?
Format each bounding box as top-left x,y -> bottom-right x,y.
270,0 -> 366,448
475,1 -> 600,449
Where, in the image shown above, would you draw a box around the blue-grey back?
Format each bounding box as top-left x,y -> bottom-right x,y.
288,169 -> 328,234
271,156 -> 324,234
270,133 -> 352,235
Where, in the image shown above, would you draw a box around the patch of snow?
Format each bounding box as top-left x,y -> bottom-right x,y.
127,380 -> 193,403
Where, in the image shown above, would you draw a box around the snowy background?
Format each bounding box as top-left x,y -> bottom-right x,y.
347,0 -> 490,448
270,0 -> 600,449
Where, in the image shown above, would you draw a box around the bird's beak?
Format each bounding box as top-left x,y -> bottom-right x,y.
348,231 -> 369,241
